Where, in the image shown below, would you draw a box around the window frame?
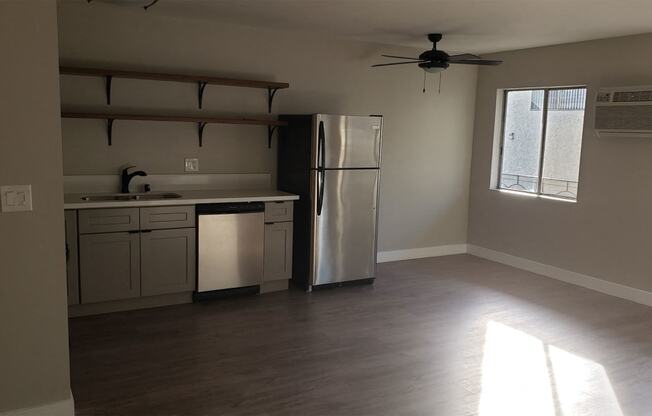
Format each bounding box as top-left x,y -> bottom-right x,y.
495,85 -> 587,202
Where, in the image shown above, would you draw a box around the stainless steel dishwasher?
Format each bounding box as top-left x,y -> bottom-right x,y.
196,202 -> 264,298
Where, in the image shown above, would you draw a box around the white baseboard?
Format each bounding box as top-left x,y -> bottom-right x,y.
0,393 -> 74,416
377,244 -> 468,263
468,244 -> 652,308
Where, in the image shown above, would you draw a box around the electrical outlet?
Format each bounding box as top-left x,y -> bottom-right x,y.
184,158 -> 199,172
1,185 -> 33,212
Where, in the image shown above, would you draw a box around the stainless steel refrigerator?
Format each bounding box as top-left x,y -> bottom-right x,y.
278,114 -> 383,290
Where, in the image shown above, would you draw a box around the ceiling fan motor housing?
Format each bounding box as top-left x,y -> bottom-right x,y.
419,49 -> 449,62
419,49 -> 450,72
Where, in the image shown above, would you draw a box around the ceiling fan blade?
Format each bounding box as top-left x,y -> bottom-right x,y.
448,59 -> 503,66
371,61 -> 426,67
448,53 -> 481,60
381,54 -> 420,60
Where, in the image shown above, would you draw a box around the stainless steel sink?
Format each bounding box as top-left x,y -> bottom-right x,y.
81,193 -> 182,202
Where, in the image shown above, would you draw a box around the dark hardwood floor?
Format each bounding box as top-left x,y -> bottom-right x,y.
69,254 -> 652,415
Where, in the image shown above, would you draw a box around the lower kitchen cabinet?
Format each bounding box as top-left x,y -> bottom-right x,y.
141,228 -> 196,296
263,221 -> 293,282
68,201 -> 294,313
79,231 -> 141,303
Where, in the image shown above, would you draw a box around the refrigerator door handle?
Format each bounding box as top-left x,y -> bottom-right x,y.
317,120 -> 326,216
317,169 -> 325,216
318,120 -> 326,170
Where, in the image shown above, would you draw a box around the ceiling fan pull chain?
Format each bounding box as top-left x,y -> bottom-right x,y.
438,72 -> 442,94
422,71 -> 427,93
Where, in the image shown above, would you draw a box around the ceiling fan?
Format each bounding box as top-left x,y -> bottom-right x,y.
372,33 -> 502,73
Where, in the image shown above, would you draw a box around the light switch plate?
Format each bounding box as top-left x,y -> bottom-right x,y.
1,185 -> 33,212
184,158 -> 199,172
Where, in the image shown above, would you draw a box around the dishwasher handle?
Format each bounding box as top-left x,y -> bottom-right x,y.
196,202 -> 265,215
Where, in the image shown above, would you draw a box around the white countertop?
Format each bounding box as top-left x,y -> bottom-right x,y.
64,189 -> 299,210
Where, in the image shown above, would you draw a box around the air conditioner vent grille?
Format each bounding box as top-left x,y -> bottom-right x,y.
595,105 -> 652,130
612,91 -> 652,103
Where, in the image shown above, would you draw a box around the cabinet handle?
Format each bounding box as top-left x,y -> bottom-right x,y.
140,230 -> 152,233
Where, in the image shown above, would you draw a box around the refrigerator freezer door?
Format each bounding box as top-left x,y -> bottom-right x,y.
310,168 -> 379,286
312,115 -> 382,169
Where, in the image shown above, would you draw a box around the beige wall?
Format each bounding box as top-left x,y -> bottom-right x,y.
0,1 -> 71,413
57,2 -> 478,253
469,33 -> 652,292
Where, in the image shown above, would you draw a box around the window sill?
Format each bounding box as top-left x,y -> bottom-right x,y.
491,188 -> 577,203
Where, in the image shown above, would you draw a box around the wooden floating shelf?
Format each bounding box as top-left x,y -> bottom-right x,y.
59,67 -> 289,90
59,66 -> 289,110
62,112 -> 287,147
61,112 -> 287,126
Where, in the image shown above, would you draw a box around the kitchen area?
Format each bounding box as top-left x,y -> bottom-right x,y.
59,14 -> 387,316
59,60 -> 298,316
61,64 -> 383,316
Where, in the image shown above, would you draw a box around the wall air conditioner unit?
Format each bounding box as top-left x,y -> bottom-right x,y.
594,86 -> 652,138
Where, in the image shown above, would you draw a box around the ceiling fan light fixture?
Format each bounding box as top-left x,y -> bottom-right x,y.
423,66 -> 446,74
419,62 -> 449,73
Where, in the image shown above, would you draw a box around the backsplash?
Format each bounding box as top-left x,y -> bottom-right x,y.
63,173 -> 272,194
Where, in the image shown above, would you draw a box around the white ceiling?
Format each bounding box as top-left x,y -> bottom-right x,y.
107,0 -> 652,54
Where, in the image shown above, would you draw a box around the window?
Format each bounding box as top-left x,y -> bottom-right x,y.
497,87 -> 587,200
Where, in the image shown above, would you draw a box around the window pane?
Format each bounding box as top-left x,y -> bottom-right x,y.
541,88 -> 586,199
499,90 -> 545,193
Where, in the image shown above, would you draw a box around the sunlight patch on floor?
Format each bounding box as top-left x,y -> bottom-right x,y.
478,321 -> 623,416
549,345 -> 623,416
478,321 -> 555,416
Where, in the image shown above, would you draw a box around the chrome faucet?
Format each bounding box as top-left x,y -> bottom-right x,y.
120,166 -> 148,193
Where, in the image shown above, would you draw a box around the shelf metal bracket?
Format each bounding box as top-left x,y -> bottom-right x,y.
267,125 -> 278,149
197,81 -> 207,109
105,75 -> 113,105
106,118 -> 114,146
268,88 -> 279,113
143,0 -> 159,10
197,122 -> 207,147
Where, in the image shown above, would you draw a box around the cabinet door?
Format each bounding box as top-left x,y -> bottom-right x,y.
263,222 -> 293,282
64,210 -> 80,305
141,228 -> 196,296
79,232 -> 140,303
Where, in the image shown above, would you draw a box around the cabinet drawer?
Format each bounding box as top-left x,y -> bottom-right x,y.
140,205 -> 195,230
264,201 -> 293,223
78,208 -> 139,234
